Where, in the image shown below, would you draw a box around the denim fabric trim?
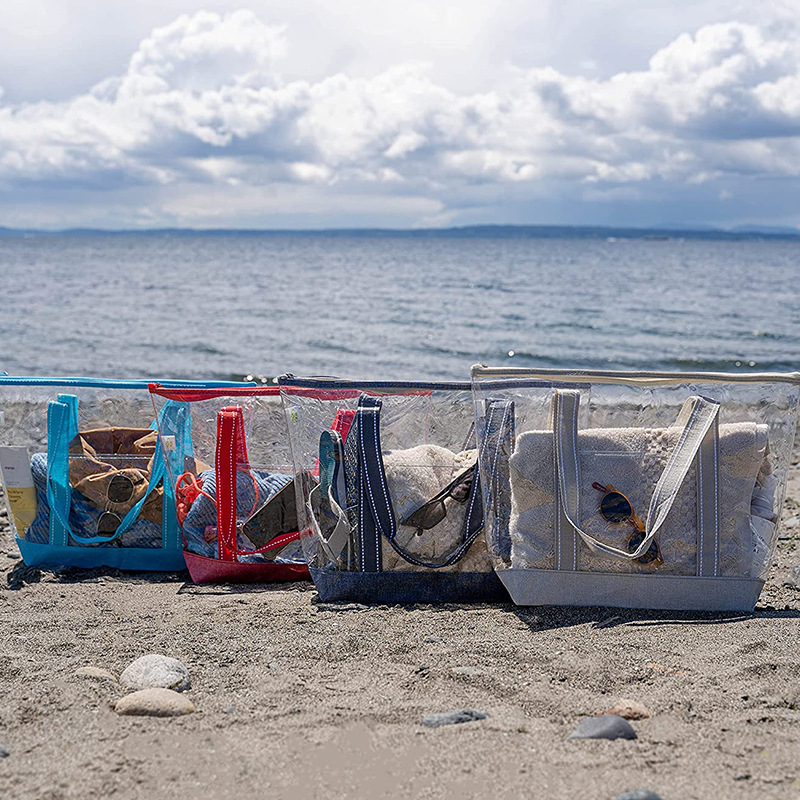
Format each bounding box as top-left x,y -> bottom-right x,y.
310,567 -> 509,604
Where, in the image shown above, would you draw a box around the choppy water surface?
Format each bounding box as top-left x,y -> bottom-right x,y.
1,234 -> 798,380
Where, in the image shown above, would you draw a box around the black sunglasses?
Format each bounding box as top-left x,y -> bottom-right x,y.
400,464 -> 476,534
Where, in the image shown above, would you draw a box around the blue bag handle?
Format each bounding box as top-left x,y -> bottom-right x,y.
46,397 -> 191,547
46,398 -> 79,547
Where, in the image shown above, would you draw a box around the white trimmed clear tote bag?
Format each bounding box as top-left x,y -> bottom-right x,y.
471,367 -> 800,611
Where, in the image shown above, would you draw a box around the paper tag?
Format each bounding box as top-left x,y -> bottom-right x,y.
0,446 -> 37,533
161,436 -> 176,452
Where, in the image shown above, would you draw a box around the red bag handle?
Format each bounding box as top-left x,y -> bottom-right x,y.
216,407 -> 243,562
215,406 -> 300,562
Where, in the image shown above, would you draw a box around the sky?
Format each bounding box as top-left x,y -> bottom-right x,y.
1,1 -> 800,230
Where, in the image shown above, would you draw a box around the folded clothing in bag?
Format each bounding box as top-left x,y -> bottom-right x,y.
27,451 -> 162,549
380,444 -> 490,573
181,467 -> 303,563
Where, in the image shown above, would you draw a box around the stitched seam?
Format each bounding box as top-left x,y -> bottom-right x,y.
698,438 -> 704,577
713,420 -> 719,577
367,405 -> 384,568
555,395 -> 562,569
371,402 -> 395,550
215,413 -> 222,560
358,405 -> 378,569
571,394 -> 579,571
231,414 -> 239,562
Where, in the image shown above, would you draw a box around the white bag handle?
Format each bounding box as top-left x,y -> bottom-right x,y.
553,390 -> 720,562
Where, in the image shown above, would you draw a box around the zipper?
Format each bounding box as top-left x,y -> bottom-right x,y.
278,374 -> 472,391
470,364 -> 800,386
0,376 -> 256,389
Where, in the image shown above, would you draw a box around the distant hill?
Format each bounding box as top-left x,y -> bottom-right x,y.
1,223 -> 799,240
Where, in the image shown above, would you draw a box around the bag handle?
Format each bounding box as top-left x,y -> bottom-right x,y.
480,399 -> 515,561
552,389 -> 720,564
46,397 -> 78,547
357,395 -> 484,570
215,406 -> 300,563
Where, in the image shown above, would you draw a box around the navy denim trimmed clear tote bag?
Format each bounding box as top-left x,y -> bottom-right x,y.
278,376 -> 508,603
0,376 -> 253,571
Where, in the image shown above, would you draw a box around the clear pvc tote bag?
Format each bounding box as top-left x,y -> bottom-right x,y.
279,376 -> 508,603
149,384 -> 309,584
0,376 -> 251,571
471,366 -> 800,611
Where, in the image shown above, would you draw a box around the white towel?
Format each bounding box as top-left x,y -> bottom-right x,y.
380,444 -> 492,573
509,422 -> 770,577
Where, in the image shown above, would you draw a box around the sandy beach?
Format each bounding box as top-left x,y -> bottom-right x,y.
1,447 -> 799,800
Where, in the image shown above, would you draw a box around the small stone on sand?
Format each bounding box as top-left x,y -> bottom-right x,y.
422,709 -> 488,728
569,714 -> 637,741
611,792 -> 663,800
75,666 -> 117,682
602,700 -> 651,720
120,654 -> 190,692
0,745 -> 8,758
450,666 -> 485,676
114,688 -> 195,717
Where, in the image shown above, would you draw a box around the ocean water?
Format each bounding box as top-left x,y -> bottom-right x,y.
1,233 -> 799,381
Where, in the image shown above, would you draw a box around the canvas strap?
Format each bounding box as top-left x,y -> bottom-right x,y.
481,399 -> 515,561
552,390 -> 721,568
356,394 -> 484,570
216,406 -> 247,563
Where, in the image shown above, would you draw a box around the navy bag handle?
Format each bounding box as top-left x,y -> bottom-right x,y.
356,395 -> 484,571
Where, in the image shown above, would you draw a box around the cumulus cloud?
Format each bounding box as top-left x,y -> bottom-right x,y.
1,9 -> 800,227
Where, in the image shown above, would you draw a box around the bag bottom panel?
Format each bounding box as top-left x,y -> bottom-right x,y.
16,538 -> 186,572
498,568 -> 764,611
183,552 -> 310,584
310,567 -> 509,604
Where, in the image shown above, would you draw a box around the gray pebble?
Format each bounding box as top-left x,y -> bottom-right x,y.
0,745 -> 8,758
422,709 -> 489,728
120,654 -> 190,692
611,792 -> 663,800
569,714 -> 637,741
75,666 -> 117,682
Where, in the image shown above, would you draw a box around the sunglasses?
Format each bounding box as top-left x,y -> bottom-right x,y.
592,482 -> 662,566
400,463 -> 476,534
96,473 -> 136,537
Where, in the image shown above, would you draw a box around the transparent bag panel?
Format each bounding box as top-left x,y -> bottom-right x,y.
0,383 -> 170,548
279,381 -> 492,573
471,369 -> 799,581
150,389 -> 304,564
